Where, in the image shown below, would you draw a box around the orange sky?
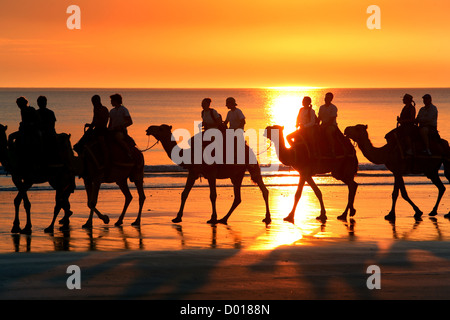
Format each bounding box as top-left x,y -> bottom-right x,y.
1,0 -> 450,88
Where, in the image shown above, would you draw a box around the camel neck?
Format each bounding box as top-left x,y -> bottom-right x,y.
270,129 -> 293,167
160,134 -> 182,164
357,136 -> 388,165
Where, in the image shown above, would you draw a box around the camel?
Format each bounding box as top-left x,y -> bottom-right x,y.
73,129 -> 146,228
344,124 -> 450,221
145,124 -> 271,225
264,125 -> 358,222
0,124 -> 76,234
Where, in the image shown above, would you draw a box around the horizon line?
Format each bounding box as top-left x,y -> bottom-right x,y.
1,86 -> 450,90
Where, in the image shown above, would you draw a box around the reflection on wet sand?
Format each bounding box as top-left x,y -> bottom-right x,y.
389,217 -> 445,241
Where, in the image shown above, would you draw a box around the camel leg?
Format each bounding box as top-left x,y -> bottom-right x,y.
115,181 -> 133,226
386,175 -> 422,220
59,177 -> 75,225
398,177 -> 422,220
337,179 -> 358,221
217,176 -> 243,225
83,180 -> 109,228
132,180 -> 146,226
20,190 -> 32,235
306,177 -> 327,221
11,178 -> 30,233
45,189 -> 63,233
11,191 -> 23,233
82,181 -> 95,228
58,192 -> 73,229
46,183 -> 73,233
385,179 -> 400,221
59,193 -> 73,230
173,173 -> 197,223
91,182 -> 110,225
284,176 -> 306,223
256,176 -> 271,225
428,173 -> 445,217
206,178 -> 219,224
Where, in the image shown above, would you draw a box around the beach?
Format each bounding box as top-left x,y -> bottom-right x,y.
1,181 -> 450,301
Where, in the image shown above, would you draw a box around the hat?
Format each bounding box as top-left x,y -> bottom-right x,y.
226,97 -> 237,106
422,94 -> 432,99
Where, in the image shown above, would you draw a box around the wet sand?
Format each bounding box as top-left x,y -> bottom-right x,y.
1,182 -> 450,300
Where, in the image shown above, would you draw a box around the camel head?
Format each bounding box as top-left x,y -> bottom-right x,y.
344,124 -> 369,144
146,124 -> 173,141
264,125 -> 284,141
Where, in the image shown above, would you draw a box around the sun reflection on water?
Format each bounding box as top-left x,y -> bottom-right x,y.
249,186 -> 329,250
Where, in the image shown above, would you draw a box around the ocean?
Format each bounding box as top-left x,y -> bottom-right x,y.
1,87 -> 450,190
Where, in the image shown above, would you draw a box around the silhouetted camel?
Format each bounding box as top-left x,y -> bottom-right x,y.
0,124 -> 76,234
344,124 -> 450,220
73,129 -> 146,228
264,125 -> 358,222
146,124 -> 271,225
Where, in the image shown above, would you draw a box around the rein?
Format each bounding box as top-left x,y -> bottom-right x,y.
256,140 -> 273,156
138,135 -> 159,152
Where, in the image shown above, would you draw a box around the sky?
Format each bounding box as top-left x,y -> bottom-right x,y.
1,0 -> 450,88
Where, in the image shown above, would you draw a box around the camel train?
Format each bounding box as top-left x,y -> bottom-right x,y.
2,93 -> 450,234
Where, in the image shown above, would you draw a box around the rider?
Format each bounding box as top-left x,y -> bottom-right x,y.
108,93 -> 134,160
397,94 -> 416,156
37,95 -> 57,162
85,94 -> 109,134
318,92 -> 338,157
224,97 -> 246,164
416,94 -> 438,156
287,96 -> 317,157
201,98 -> 223,131
37,96 -> 56,137
85,95 -> 110,165
224,97 -> 246,130
8,97 -> 40,148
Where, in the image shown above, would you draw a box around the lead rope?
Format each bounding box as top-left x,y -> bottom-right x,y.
138,135 -> 159,152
